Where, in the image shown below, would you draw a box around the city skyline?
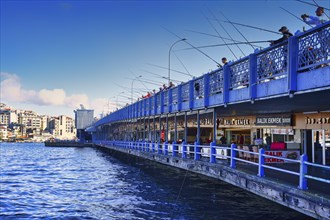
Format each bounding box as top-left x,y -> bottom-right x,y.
1,0 -> 328,117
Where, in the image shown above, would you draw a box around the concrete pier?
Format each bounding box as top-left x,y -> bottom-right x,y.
97,144 -> 330,220
44,141 -> 94,147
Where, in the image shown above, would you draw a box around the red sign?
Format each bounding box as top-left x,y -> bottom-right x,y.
265,150 -> 300,163
161,130 -> 165,141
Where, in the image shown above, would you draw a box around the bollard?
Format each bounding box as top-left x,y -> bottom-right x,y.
182,141 -> 187,159
298,154 -> 308,190
164,141 -> 168,155
210,142 -> 216,163
173,141 -> 178,157
157,142 -> 161,154
230,143 -> 236,168
258,148 -> 265,177
194,141 -> 201,161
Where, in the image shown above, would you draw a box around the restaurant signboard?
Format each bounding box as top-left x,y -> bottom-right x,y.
255,115 -> 292,126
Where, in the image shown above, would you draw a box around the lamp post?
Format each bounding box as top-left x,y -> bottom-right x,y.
131,75 -> 142,104
168,38 -> 186,86
116,91 -> 125,109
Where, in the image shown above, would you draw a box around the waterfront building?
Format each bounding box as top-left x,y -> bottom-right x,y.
0,125 -> 8,141
74,105 -> 94,142
18,110 -> 41,135
48,115 -> 76,140
0,110 -> 10,125
40,115 -> 50,132
0,104 -> 18,125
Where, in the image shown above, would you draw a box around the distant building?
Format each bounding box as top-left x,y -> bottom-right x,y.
49,115 -> 76,140
74,105 -> 94,142
40,115 -> 50,132
0,107 -> 18,126
0,110 -> 10,125
0,125 -> 8,141
74,105 -> 94,129
18,110 -> 41,135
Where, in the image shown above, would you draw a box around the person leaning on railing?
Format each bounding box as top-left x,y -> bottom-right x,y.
269,26 -> 293,46
301,7 -> 326,27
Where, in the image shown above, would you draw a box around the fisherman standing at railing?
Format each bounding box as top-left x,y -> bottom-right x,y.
269,26 -> 293,46
216,57 -> 228,68
222,57 -> 228,66
301,7 -> 326,26
168,81 -> 175,89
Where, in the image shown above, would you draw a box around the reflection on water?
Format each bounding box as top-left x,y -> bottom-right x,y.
0,143 -> 311,219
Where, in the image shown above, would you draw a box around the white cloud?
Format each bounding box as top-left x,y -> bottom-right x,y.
0,72 -> 36,102
38,89 -> 66,105
91,98 -> 110,115
0,72 -> 111,116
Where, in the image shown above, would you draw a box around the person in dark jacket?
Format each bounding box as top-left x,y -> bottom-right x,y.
269,26 -> 293,46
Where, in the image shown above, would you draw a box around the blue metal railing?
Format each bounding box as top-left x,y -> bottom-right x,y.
209,68 -> 224,95
230,57 -> 250,89
95,140 -> 330,192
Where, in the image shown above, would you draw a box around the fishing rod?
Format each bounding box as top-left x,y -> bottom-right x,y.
113,83 -> 146,95
185,29 -> 264,48
209,18 -> 281,35
172,50 -> 194,78
203,9 -> 239,60
280,7 -> 313,28
137,76 -> 166,85
146,62 -> 194,78
161,26 -> 221,66
296,0 -> 330,11
129,70 -> 150,91
139,68 -> 166,79
219,10 -> 256,51
140,69 -> 184,84
209,8 -> 246,57
178,41 -> 270,51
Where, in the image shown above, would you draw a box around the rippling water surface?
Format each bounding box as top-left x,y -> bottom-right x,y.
0,143 -> 310,219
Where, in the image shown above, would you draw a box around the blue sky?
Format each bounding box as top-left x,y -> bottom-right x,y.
1,0 -> 329,118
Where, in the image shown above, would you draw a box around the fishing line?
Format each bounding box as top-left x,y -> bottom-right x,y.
203,9 -> 238,60
296,0 -> 330,11
146,63 -> 192,77
208,8 -> 245,57
185,29 -> 264,48
172,50 -> 195,78
139,69 -> 181,84
139,69 -> 180,84
311,0 -> 330,19
219,10 -> 256,50
178,41 -> 269,51
171,167 -> 190,219
210,19 -> 282,35
161,26 -> 221,66
129,69 -> 150,91
280,7 -> 313,28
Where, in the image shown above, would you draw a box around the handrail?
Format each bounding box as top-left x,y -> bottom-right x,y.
95,140 -> 330,192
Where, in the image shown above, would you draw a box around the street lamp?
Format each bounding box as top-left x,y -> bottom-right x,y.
168,38 -> 186,86
116,91 -> 125,109
131,75 -> 142,104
